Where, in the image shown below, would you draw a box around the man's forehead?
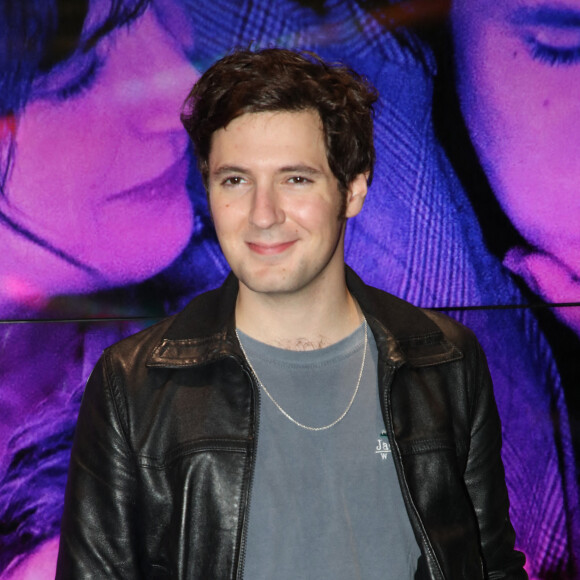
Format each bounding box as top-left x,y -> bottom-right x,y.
215,108 -> 323,137
208,109 -> 326,165
208,110 -> 331,179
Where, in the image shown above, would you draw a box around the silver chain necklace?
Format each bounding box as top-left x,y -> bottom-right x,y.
235,319 -> 368,431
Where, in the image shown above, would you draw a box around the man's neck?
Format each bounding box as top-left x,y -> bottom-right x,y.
235,277 -> 362,351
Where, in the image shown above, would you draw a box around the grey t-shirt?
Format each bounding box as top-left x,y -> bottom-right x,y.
238,323 -> 421,579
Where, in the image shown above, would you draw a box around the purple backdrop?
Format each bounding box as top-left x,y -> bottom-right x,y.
1,0 -> 578,578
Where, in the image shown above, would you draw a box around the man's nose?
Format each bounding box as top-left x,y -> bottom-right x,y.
249,185 -> 286,229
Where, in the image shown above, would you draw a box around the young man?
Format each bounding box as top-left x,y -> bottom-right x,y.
57,49 -> 527,579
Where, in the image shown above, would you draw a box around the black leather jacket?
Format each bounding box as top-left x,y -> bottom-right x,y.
57,269 -> 527,579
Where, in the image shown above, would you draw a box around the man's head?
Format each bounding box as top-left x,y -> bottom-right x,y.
180,47 -> 378,196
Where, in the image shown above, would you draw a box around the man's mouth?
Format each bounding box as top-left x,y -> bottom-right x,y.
246,240 -> 296,255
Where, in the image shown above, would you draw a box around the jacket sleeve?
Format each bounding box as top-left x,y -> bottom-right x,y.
464,338 -> 528,579
56,352 -> 142,579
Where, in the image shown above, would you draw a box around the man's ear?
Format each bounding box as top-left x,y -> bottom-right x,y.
344,172 -> 369,218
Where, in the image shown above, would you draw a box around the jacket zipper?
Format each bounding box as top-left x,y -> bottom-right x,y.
381,363 -> 446,580
235,362 -> 261,580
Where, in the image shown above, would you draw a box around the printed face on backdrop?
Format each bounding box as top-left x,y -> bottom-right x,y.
207,110 -> 367,300
0,0 -> 199,309
451,0 -> 580,320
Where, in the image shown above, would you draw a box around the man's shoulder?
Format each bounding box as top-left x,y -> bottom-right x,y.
349,269 -> 474,341
103,315 -> 177,362
418,305 -> 475,335
102,276 -> 238,369
418,307 -> 481,355
350,272 -> 480,366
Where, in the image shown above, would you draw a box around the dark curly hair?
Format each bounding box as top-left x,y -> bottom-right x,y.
180,47 -> 378,196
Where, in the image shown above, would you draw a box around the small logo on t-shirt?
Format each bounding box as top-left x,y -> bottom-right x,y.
375,431 -> 391,459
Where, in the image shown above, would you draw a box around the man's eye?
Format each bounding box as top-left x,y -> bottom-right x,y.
223,176 -> 245,186
287,176 -> 312,185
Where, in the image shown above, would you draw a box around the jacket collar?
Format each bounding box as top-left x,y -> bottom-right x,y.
146,267 -> 461,368
346,269 -> 462,367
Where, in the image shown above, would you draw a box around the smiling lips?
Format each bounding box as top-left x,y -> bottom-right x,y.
246,240 -> 296,255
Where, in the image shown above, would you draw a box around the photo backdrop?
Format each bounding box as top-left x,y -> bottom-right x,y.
1,0 -> 579,578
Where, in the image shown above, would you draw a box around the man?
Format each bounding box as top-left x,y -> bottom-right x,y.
56,48 -> 527,579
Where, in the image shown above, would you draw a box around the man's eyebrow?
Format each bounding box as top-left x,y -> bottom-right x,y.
278,165 -> 324,175
210,164 -> 325,177
210,165 -> 249,177
510,4 -> 580,27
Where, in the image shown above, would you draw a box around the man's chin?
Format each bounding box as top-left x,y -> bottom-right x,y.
238,271 -> 308,298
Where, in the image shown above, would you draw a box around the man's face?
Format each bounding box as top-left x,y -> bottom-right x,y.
207,109 -> 366,298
